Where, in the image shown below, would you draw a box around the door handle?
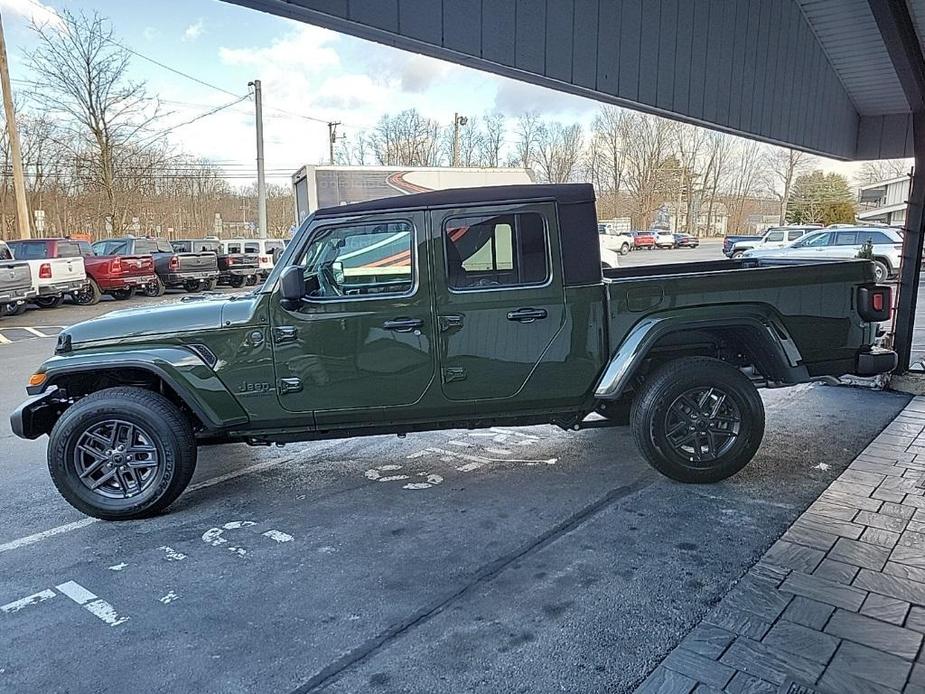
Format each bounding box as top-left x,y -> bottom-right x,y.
383,318 -> 424,333
507,308 -> 547,323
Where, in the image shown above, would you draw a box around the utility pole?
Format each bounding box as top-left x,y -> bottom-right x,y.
248,79 -> 267,239
0,12 -> 30,239
327,121 -> 341,165
451,113 -> 468,167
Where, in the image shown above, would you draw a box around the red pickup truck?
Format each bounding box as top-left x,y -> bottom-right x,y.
70,240 -> 158,303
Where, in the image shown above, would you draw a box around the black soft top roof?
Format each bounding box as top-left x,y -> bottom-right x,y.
314,183 -> 595,217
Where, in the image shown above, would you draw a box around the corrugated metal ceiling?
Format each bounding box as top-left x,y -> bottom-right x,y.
797,0 -> 909,115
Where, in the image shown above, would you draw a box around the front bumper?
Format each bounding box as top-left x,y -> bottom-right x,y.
10,388 -> 60,440
0,286 -> 36,303
855,348 -> 898,376
39,279 -> 86,296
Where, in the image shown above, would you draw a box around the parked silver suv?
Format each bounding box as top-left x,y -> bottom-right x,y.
742,227 -> 902,282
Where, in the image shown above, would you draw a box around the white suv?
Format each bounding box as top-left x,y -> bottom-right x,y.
221,238 -> 286,278
743,227 -> 902,282
597,224 -> 634,255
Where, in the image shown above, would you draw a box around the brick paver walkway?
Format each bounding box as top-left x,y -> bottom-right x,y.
638,396 -> 925,694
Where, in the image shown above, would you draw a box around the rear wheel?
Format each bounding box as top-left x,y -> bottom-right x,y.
183,279 -> 202,292
620,242 -> 630,255
34,295 -> 64,309
631,357 -> 765,483
110,288 -> 133,300
230,276 -> 246,288
1,302 -> 26,316
245,275 -> 257,286
47,387 -> 197,520
141,277 -> 165,298
71,280 -> 101,306
872,259 -> 889,283
204,278 -> 218,291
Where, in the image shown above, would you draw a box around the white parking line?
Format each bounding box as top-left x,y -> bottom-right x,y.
0,455 -> 298,556
1,589 -> 56,614
0,333 -> 11,345
21,327 -> 50,338
55,580 -> 97,605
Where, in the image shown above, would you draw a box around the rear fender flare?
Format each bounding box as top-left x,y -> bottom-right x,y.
594,306 -> 807,400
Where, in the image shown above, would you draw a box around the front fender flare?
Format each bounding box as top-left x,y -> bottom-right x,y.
594,306 -> 808,400
29,346 -> 249,431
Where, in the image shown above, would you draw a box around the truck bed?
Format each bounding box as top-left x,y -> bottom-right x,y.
602,257 -> 877,377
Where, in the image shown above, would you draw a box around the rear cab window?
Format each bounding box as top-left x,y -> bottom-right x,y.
0,242 -> 12,261
57,242 -> 81,258
8,241 -> 50,259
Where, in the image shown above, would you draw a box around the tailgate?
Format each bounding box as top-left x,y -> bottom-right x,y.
225,253 -> 259,270
119,254 -> 156,277
0,261 -> 32,292
49,257 -> 86,282
177,253 -> 218,272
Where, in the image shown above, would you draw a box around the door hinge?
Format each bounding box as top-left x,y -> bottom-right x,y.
273,326 -> 298,343
439,314 -> 464,331
278,377 -> 302,394
442,366 -> 467,383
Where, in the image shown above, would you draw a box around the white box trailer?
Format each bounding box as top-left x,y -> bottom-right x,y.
292,165 -> 535,224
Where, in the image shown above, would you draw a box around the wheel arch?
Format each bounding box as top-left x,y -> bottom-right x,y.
26,348 -> 248,436
594,306 -> 808,401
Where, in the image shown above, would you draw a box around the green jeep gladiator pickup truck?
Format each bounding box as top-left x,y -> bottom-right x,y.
11,184 -> 897,520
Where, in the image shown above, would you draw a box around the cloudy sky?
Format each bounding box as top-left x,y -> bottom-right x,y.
1,0 -> 859,185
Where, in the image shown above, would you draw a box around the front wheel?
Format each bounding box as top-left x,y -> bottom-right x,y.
110,288 -> 133,301
732,251 -> 745,259
47,387 -> 198,520
230,276 -> 246,288
631,357 -> 765,483
34,295 -> 64,309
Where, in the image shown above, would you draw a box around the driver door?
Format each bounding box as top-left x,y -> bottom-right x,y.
269,212 -> 435,424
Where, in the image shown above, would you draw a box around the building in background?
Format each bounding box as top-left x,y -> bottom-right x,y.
292,166 -> 535,222
857,175 -> 910,227
663,201 -> 728,237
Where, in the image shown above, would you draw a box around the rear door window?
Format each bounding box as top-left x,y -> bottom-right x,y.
787,230 -> 806,241
835,231 -> 859,246
444,212 -> 549,290
57,242 -> 81,258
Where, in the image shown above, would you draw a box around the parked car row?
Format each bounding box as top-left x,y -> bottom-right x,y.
598,227 -> 701,255
0,235 -> 286,317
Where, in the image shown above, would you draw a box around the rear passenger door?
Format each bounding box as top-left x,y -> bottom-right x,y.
432,203 -> 565,403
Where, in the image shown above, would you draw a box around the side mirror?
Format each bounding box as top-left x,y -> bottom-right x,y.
279,265 -> 305,309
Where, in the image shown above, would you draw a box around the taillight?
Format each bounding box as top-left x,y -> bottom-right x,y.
38,263 -> 51,279
227,257 -> 236,265
858,285 -> 892,322
169,255 -> 179,270
260,256 -> 269,264
110,257 -> 122,273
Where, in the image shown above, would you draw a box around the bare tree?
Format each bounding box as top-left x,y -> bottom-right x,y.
27,10 -> 164,231
479,113 -> 505,167
369,109 -> 443,166
765,147 -> 813,225
857,158 -> 912,186
620,112 -> 678,229
534,122 -> 583,183
511,112 -> 541,171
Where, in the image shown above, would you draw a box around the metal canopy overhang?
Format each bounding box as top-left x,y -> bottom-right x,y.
222,0 -> 921,161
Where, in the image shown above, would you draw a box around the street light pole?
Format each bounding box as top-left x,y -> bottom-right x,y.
0,12 -> 30,239
249,79 -> 267,239
452,113 -> 468,167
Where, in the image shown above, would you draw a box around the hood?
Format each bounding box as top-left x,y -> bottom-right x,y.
62,294 -> 234,348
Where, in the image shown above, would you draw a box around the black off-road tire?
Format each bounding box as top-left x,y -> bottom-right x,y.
47,387 -> 197,520
71,279 -> 102,306
110,288 -> 133,300
184,279 -> 203,293
631,357 -> 765,483
1,302 -> 27,317
142,277 -> 166,298
230,276 -> 246,288
245,274 -> 257,286
34,295 -> 65,309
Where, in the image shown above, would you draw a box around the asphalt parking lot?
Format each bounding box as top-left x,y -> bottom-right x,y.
0,250 -> 912,693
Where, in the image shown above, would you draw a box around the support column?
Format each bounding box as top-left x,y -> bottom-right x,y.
894,111 -> 925,371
